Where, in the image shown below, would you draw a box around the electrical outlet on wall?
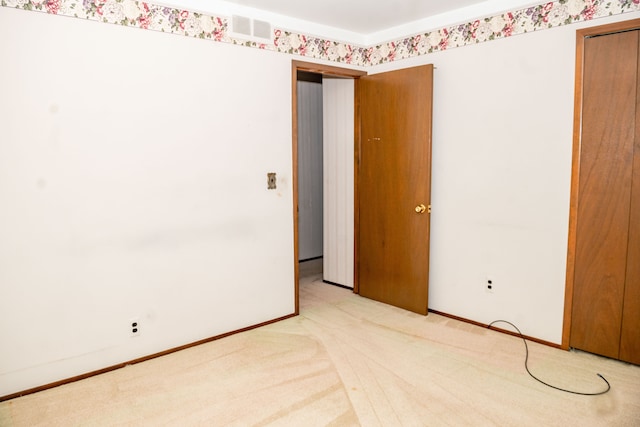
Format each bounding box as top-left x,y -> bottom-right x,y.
130,318 -> 140,337
486,276 -> 495,293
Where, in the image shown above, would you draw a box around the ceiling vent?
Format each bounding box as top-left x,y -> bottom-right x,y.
232,15 -> 251,36
231,15 -> 273,42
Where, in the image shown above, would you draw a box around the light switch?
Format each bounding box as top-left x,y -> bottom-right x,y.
267,173 -> 276,189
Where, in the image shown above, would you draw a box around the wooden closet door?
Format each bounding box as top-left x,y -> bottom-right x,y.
620,41 -> 640,364
570,31 -> 638,359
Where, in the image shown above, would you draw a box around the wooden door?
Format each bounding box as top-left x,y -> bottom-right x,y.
620,45 -> 640,364
358,65 -> 433,315
570,31 -> 638,359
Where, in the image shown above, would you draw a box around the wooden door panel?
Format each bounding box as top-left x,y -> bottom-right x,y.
620,46 -> 640,364
358,65 -> 433,315
620,137 -> 640,364
571,32 -> 638,358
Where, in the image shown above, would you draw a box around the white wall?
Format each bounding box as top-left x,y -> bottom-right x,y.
0,8 -> 295,396
370,12 -> 640,344
297,81 -> 323,261
3,1 -> 640,398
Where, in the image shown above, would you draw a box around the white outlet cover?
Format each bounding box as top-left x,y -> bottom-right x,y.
130,318 -> 141,337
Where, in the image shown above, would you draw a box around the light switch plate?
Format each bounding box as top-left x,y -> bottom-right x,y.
267,173 -> 276,189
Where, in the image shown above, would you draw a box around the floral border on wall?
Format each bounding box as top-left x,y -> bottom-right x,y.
274,0 -> 640,66
2,0 -> 640,67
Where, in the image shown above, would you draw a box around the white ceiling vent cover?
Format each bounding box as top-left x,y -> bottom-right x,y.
232,15 -> 251,36
253,20 -> 271,40
231,15 -> 273,42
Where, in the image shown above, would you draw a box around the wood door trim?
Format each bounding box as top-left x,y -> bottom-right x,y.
292,61 -> 366,313
292,61 -> 367,79
563,18 -> 640,350
430,309 -> 561,349
353,77 -> 361,294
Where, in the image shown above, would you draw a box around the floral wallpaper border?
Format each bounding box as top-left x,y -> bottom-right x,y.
275,0 -> 640,66
2,0 -> 640,67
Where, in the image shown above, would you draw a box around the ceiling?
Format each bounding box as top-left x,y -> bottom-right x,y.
219,0 -> 485,34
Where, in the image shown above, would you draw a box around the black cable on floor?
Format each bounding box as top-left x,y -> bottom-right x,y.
488,320 -> 611,396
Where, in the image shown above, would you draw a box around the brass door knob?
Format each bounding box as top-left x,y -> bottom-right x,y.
415,204 -> 427,214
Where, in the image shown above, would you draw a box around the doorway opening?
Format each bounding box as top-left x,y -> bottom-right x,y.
296,70 -> 324,286
292,61 -> 366,314
292,61 -> 435,316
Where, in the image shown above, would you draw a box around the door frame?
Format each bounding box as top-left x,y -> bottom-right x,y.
562,18 -> 640,350
291,60 -> 366,314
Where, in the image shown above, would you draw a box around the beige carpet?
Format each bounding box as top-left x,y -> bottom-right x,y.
1,260 -> 639,426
